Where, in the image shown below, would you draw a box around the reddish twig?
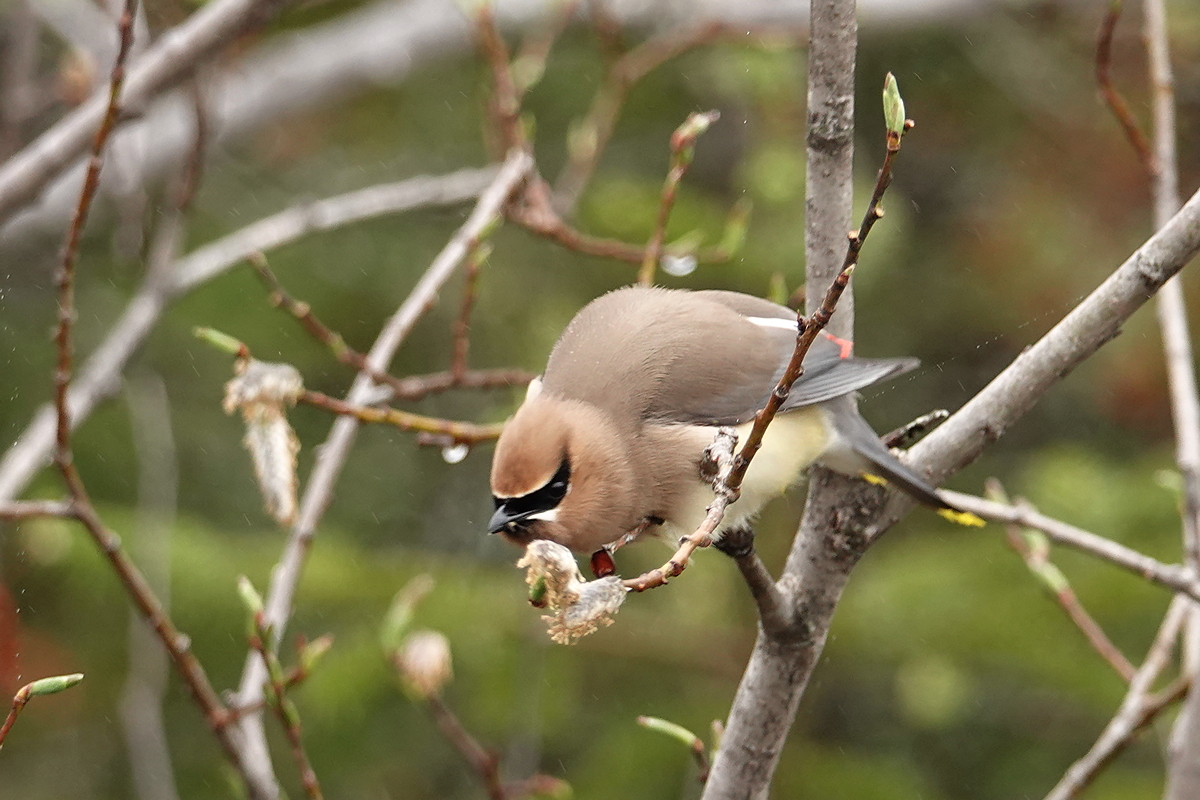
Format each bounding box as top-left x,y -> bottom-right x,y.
1045,597 -> 1188,800
0,674 -> 85,748
195,328 -> 506,447
623,83 -> 910,594
554,22 -> 734,213
247,615 -> 323,800
250,252 -> 526,402
476,4 -> 528,155
300,390 -> 504,445
1095,1 -> 1157,179
987,481 -> 1136,681
638,110 -> 720,286
426,695 -> 506,800
451,241 -> 488,382
474,8 -> 740,267
54,0 -> 137,464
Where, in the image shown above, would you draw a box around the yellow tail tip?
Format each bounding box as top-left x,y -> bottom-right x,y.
859,472 -> 889,487
938,508 -> 986,527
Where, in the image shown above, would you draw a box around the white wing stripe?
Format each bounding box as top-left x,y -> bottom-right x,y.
747,316 -> 799,332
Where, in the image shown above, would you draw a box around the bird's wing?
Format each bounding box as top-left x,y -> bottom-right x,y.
541,287 -> 915,427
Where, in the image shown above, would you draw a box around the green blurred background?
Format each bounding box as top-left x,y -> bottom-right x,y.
3,1 -> 1200,798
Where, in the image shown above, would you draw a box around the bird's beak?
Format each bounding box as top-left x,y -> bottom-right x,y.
487,501 -> 532,534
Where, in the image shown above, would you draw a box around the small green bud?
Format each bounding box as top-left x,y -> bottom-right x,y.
27,673 -> 84,697
237,575 -> 265,616
193,327 -> 246,356
299,634 -> 334,673
381,574 -> 435,654
637,715 -> 702,750
529,575 -> 548,607
882,72 -> 906,139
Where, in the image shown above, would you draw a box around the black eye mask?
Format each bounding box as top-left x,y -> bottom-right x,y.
487,460 -> 570,533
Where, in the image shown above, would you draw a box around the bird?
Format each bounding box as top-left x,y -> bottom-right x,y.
488,286 -> 977,566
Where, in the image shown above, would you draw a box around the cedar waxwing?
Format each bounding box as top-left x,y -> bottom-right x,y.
488,287 -> 972,558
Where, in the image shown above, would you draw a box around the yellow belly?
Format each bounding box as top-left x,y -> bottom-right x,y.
666,407 -> 831,539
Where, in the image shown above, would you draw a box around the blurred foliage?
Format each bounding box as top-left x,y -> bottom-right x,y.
3,2 -> 1200,799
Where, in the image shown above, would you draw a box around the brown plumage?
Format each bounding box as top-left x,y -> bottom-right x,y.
489,286 -> 962,555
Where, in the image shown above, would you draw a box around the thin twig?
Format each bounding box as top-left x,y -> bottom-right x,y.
46,4 -> 260,790
940,490 -> 1200,602
195,327 -> 507,446
638,110 -> 719,286
451,241 -> 488,382
1095,2 -> 1157,179
476,4 -> 528,154
987,480 -> 1136,681
0,167 -> 499,505
300,391 -> 504,445
474,7 -> 738,267
425,695 -> 506,800
624,428 -> 738,592
623,93 -> 908,594
553,21 -> 745,214
54,0 -> 137,467
248,617 -> 324,800
0,499 -> 74,520
230,150 -> 533,795
1045,597 -> 1188,800
248,252 -> 526,403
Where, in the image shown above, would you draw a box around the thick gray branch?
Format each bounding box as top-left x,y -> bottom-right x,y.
702,0 -> 859,794
899,181 -> 1200,495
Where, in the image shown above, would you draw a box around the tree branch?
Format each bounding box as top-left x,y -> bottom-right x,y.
228,149 -> 532,799
0,167 -> 497,504
1045,596 -> 1187,800
0,0 -> 291,226
702,2 -> 859,792
940,489 -> 1200,602
893,179 -> 1200,519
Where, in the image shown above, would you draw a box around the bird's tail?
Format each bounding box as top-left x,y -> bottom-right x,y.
831,404 -> 984,527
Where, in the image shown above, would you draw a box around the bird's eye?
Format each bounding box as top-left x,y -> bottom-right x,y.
495,459 -> 570,523
544,460 -> 570,503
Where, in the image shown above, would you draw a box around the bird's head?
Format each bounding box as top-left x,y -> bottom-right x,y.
488,385 -> 636,553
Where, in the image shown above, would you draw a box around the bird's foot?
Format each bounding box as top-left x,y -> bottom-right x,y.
712,526 -> 756,559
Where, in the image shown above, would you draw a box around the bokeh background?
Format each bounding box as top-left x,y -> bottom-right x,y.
3,1 -> 1200,798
